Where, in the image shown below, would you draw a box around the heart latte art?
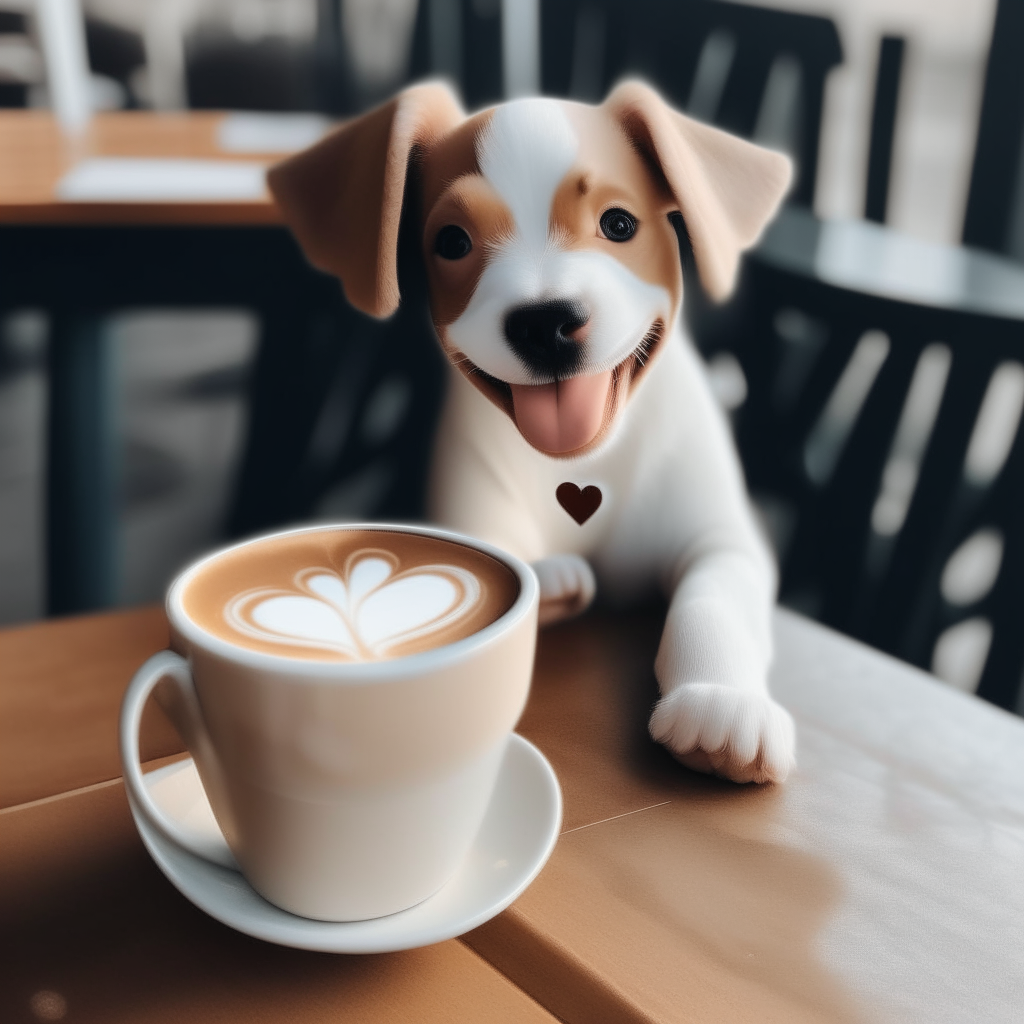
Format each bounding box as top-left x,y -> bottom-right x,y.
226,553 -> 480,660
180,528 -> 519,662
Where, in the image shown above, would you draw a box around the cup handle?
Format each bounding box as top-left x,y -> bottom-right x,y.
119,650 -> 238,869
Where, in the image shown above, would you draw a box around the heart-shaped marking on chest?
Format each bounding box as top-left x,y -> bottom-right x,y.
556,482 -> 603,525
223,550 -> 481,660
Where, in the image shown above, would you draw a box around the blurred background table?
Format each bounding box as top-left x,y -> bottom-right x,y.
3,602 -> 1022,1023
0,110 -> 283,223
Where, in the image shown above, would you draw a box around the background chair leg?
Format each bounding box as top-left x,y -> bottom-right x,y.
47,312 -> 118,615
865,34 -> 905,225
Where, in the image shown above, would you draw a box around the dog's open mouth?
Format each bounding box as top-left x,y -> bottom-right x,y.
455,319 -> 665,457
510,373 -> 612,453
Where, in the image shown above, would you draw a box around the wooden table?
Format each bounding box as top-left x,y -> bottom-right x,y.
0,604 -> 556,1024
3,604 -> 1022,1023
0,110 -> 285,225
1,784 -> 557,1024
0,111 -> 341,617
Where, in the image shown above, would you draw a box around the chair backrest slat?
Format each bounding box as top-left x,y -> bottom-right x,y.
541,0 -> 842,207
962,0 -> 1024,255
718,251 -> 1024,712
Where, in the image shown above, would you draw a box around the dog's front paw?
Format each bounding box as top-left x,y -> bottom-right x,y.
649,684 -> 795,784
532,554 -> 596,625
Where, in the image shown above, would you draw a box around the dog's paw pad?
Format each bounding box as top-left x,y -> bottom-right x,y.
532,554 -> 596,625
649,684 -> 795,784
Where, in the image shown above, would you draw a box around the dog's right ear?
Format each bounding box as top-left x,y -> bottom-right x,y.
605,81 -> 791,302
268,83 -> 465,319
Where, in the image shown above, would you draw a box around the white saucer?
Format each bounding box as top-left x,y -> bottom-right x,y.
131,734 -> 562,953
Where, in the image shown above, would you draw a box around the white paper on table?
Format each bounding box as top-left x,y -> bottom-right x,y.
216,112 -> 331,154
56,158 -> 269,202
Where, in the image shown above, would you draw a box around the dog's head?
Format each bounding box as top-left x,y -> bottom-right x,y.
270,81 -> 790,457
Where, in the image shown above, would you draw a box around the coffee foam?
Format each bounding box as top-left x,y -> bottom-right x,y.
182,529 -> 520,662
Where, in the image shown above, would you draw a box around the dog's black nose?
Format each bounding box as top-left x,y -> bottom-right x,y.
504,300 -> 590,378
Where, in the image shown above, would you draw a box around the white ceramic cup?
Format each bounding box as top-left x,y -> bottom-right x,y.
120,523 -> 539,922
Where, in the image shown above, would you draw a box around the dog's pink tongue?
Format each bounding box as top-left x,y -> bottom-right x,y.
510,371 -> 612,454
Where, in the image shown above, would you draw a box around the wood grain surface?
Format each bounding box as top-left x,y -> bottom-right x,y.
0,605 -> 179,808
0,778 -> 556,1024
466,607 -> 1024,1024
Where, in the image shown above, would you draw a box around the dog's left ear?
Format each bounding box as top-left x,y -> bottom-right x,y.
605,80 -> 792,302
268,82 -> 465,318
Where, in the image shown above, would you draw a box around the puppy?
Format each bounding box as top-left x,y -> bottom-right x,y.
269,80 -> 796,784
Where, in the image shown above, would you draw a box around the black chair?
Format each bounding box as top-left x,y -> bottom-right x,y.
225,242 -> 447,540
323,0 -> 505,113
863,35 -> 905,225
703,209 -> 1024,712
962,0 -> 1024,259
541,0 -> 842,206
0,222 -> 443,616
407,0 -> 505,112
185,0 -> 505,116
0,10 -> 30,108
187,32 -> 318,112
85,16 -> 147,108
0,226 -> 346,614
0,10 -> 144,109
224,0 -> 507,538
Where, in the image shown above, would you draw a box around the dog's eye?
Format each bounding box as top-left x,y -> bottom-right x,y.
435,225 -> 473,260
600,208 -> 637,242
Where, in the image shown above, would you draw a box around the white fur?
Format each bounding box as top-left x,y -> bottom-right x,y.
532,553 -> 597,622
447,99 -> 672,385
430,321 -> 796,784
431,97 -> 794,784
477,99 -> 578,255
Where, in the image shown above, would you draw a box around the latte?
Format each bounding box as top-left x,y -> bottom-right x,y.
182,528 -> 519,662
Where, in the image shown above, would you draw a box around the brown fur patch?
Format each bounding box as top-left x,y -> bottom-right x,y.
419,110 -> 518,329
424,174 -> 515,328
550,103 -> 683,320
